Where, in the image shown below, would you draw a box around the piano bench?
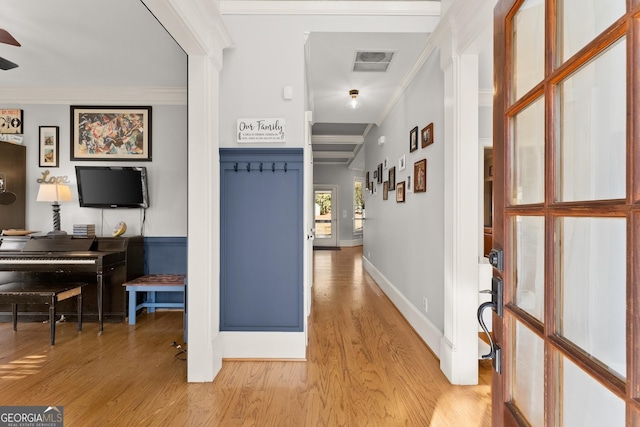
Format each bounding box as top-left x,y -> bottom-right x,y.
0,281 -> 89,345
123,274 -> 186,325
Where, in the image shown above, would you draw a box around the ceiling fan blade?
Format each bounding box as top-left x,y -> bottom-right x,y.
0,28 -> 20,47
0,57 -> 18,70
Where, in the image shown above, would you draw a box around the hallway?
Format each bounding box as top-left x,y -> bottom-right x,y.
0,246 -> 491,426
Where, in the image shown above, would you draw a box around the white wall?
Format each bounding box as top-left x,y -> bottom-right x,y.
313,164 -> 365,246
219,14 -> 437,150
14,104 -> 187,237
363,49 -> 445,333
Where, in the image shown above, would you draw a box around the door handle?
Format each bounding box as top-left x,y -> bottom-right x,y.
478,277 -> 503,374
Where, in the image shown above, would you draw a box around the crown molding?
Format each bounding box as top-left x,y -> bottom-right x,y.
0,87 -> 187,105
220,1 -> 441,16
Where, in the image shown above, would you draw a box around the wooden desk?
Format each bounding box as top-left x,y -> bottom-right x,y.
123,274 -> 186,325
0,281 -> 88,345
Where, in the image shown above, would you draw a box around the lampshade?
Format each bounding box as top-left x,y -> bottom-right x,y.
36,184 -> 72,203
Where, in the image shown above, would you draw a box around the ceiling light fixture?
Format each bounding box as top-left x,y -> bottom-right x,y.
347,89 -> 360,109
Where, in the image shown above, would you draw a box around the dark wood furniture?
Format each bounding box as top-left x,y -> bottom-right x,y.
0,281 -> 88,345
0,235 -> 144,326
0,141 -> 26,231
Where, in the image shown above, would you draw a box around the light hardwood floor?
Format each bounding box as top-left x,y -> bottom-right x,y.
0,246 -> 491,426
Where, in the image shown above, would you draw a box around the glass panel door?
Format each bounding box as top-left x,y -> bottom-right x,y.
493,0 -> 636,425
314,186 -> 337,247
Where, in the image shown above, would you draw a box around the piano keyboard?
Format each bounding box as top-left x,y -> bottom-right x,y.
0,258 -> 96,265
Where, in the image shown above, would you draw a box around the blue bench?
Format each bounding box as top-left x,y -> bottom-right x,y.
123,274 -> 186,325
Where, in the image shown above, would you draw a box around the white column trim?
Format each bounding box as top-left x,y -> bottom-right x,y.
440,53 -> 481,385
142,0 -> 232,383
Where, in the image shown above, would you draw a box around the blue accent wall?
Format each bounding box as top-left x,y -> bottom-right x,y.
144,237 -> 187,274
220,148 -> 304,332
144,236 -> 187,303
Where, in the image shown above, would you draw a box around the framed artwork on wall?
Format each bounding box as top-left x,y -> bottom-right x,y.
70,105 -> 152,161
0,109 -> 23,134
396,181 -> 406,202
383,181 -> 388,200
377,163 -> 383,183
366,171 -> 370,190
421,123 -> 434,148
388,166 -> 396,190
409,126 -> 418,152
406,175 -> 413,193
39,126 -> 59,168
399,154 -> 406,171
414,159 -> 427,192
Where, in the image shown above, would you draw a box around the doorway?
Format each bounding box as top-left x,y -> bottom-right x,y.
313,186 -> 338,248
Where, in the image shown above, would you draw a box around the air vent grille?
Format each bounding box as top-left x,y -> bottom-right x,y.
353,51 -> 394,72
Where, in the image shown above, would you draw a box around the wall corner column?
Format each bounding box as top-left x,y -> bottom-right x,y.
440,53 -> 481,385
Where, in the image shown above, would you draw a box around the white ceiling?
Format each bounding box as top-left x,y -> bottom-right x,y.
0,0 -> 186,88
0,1 -> 442,168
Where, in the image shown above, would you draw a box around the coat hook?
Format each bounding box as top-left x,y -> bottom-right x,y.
272,163 -> 276,172
246,163 -> 251,172
284,163 -> 288,172
259,162 -> 263,172
234,163 -> 238,172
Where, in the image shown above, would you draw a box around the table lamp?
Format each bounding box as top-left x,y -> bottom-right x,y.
37,183 -> 72,235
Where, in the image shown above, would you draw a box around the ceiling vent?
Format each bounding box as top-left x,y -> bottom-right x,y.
353,50 -> 394,72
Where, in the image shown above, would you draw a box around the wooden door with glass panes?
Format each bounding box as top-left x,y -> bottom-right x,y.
492,0 -> 640,425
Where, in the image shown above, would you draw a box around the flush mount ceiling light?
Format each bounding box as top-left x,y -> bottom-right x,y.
347,89 -> 360,109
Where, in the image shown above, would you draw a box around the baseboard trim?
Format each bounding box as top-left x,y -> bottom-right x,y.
339,239 -> 363,247
220,331 -> 307,359
362,255 -> 442,359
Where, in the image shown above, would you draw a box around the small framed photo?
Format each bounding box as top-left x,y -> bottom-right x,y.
421,123 -> 434,148
414,158 -> 427,192
396,181 -> 406,202
39,126 -> 59,168
0,109 -> 23,134
399,155 -> 406,171
406,175 -> 413,193
383,157 -> 389,170
388,166 -> 396,190
377,163 -> 383,184
383,181 -> 389,200
70,105 -> 152,161
366,171 -> 370,190
373,169 -> 378,180
409,126 -> 419,152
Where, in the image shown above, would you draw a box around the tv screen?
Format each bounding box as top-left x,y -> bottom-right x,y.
75,166 -> 149,208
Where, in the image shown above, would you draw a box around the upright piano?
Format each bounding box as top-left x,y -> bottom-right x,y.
0,235 -> 144,330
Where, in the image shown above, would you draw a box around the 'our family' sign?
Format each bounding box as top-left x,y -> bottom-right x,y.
237,118 -> 286,143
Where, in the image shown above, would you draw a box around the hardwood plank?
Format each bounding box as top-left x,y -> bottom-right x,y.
0,246 -> 491,425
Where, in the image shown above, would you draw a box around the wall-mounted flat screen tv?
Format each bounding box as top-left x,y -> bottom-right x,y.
75,166 -> 149,208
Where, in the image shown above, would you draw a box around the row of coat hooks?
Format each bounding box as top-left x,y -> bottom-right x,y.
233,162 -> 288,173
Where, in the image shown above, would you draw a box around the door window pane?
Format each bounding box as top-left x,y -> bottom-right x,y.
558,355 -> 625,426
513,216 -> 545,321
512,97 -> 545,205
314,190 -> 333,239
354,178 -> 364,234
558,0 -> 625,62
557,38 -> 626,202
512,321 -> 545,427
513,0 -> 545,100
557,217 -> 626,378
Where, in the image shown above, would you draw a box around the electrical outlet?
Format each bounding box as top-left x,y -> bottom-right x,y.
423,297 -> 428,313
